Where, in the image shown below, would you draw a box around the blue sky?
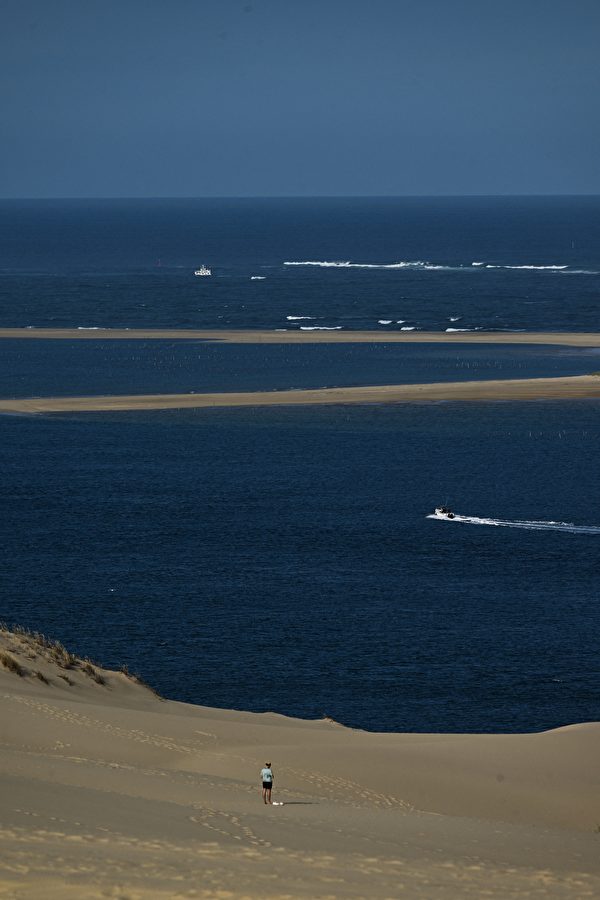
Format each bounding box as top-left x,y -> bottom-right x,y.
1,0 -> 599,197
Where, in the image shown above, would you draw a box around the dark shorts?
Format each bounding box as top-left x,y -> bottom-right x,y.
262,781 -> 272,790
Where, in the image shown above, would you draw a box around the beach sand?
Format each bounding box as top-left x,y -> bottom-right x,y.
1,375 -> 600,414
1,627 -> 599,899
3,329 -> 599,412
2,327 -> 600,345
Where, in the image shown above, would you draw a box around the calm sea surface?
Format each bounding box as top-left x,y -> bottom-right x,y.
2,339 -> 600,398
1,198 -> 599,732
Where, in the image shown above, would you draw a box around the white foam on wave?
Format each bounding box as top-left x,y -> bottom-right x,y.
299,325 -> 343,331
378,319 -> 393,325
284,258 -> 596,275
287,315 -> 314,320
283,260 -> 453,271
396,320 -> 406,324
472,262 -> 568,270
400,326 -> 416,331
427,512 -> 600,534
250,275 -> 266,280
449,316 -> 461,322
77,326 -> 102,330
445,327 -> 471,332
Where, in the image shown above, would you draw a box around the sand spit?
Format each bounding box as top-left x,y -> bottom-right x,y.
1,375 -> 600,414
2,327 -> 600,346
1,627 -> 599,898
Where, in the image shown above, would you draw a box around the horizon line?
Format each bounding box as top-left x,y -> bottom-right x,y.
1,192 -> 600,202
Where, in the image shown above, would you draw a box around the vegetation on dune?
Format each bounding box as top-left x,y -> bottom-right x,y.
119,662 -> 161,697
0,623 -> 159,696
0,651 -> 25,676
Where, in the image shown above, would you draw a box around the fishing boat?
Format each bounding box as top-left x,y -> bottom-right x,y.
434,506 -> 455,519
194,265 -> 212,276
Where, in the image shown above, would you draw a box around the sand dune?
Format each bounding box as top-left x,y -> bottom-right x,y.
1,374 -> 600,414
1,626 -> 599,898
2,327 -> 600,346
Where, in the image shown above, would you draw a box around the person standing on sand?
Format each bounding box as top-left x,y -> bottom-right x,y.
261,762 -> 273,804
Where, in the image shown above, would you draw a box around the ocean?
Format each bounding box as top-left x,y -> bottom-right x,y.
1,196 -> 600,331
1,197 -> 599,732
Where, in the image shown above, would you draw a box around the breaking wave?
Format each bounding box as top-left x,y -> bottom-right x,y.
471,262 -> 598,274
284,260 -> 597,274
475,263 -> 568,270
283,260 -> 453,270
427,512 -> 600,534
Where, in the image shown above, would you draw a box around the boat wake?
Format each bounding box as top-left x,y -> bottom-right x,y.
427,513 -> 600,534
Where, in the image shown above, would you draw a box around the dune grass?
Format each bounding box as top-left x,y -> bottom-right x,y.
0,651 -> 25,676
0,622 -> 158,695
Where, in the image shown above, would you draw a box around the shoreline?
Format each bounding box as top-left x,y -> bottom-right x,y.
1,327 -> 600,346
2,374 -> 600,413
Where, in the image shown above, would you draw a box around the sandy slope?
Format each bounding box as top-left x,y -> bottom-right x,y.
2,328 -> 600,345
0,628 -> 599,898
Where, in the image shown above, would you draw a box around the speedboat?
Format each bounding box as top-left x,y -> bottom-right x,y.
435,506 -> 455,519
194,265 -> 212,276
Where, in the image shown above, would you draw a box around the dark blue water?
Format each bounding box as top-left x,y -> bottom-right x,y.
1,403 -> 599,733
1,340 -> 599,398
1,196 -> 599,331
1,197 -> 599,733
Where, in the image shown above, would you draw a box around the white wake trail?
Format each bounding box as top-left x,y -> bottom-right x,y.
427,513 -> 600,534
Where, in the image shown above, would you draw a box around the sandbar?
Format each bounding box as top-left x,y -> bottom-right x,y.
1,625 -> 599,898
1,374 -> 600,413
2,327 -> 600,345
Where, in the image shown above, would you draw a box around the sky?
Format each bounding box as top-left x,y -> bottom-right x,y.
1,0 -> 599,197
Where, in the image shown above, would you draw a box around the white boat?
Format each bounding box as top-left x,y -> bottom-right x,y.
194,265 -> 212,276
434,506 -> 455,519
